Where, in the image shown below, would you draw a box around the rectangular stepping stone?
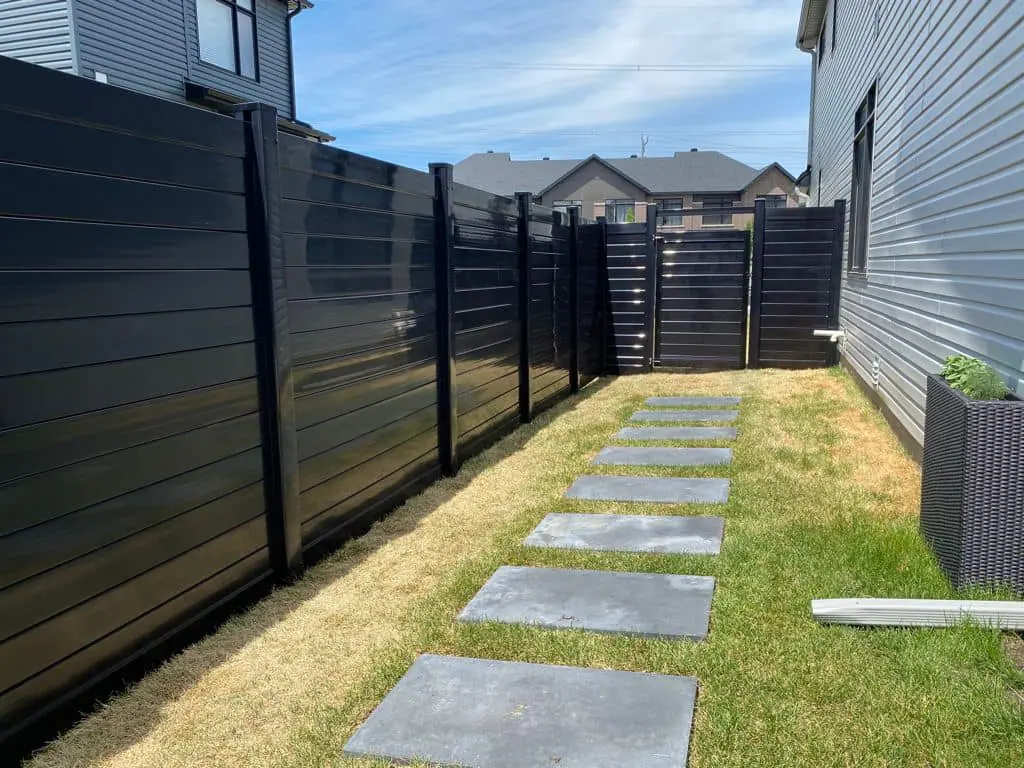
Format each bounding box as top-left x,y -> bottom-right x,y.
647,396 -> 741,407
593,446 -> 732,467
616,425 -> 738,440
344,655 -> 697,768
631,409 -> 738,423
459,566 -> 715,640
524,512 -> 725,555
566,475 -> 729,503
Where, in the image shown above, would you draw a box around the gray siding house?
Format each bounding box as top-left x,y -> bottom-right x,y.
800,0 -> 1024,452
0,0 -> 330,140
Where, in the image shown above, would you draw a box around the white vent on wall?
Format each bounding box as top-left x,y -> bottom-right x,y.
94,71 -> 108,84
871,356 -> 881,387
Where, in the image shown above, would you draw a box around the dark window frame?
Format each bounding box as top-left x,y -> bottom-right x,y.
758,194 -> 788,209
832,0 -> 839,51
817,14 -> 827,67
197,0 -> 260,81
698,194 -> 735,227
848,82 -> 877,274
605,198 -> 636,224
657,197 -> 684,226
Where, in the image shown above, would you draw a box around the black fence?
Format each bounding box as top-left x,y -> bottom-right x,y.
655,228 -> 750,370
604,212 -> 656,374
748,202 -> 847,369
0,56 -> 603,747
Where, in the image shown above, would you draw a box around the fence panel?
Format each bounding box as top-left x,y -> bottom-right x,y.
577,222 -> 606,385
604,222 -> 651,373
451,184 -> 522,455
529,206 -> 573,411
279,135 -> 441,551
754,205 -> 844,368
0,58 -> 270,740
654,229 -> 749,370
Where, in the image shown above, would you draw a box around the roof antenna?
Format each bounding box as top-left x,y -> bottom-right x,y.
640,135 -> 649,158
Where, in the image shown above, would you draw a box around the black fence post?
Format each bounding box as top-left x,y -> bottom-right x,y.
430,163 -> 459,476
236,102 -> 302,580
516,192 -> 534,423
644,203 -> 658,371
568,209 -> 581,393
747,197 -> 767,369
597,216 -> 609,376
826,199 -> 848,366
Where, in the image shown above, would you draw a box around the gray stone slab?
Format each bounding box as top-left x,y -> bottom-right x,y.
566,474 -> 730,503
343,654 -> 697,768
646,396 -> 741,407
631,409 -> 738,423
616,425 -> 738,440
524,512 -> 725,555
593,446 -> 732,467
459,566 -> 715,640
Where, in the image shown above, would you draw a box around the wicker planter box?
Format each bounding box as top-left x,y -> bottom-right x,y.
920,374 -> 1024,594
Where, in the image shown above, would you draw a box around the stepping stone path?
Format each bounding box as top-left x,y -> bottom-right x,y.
616,425 -> 737,440
524,513 -> 725,555
345,395 -> 741,766
459,566 -> 715,640
593,446 -> 732,467
631,409 -> 738,423
647,396 -> 741,407
343,655 -> 698,768
565,475 -> 730,503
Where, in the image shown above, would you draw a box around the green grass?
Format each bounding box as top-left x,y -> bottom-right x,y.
287,370 -> 1024,768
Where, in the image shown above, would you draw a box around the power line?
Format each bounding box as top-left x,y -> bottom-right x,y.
431,62 -> 802,72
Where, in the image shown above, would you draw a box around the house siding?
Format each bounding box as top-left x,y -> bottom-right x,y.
70,0 -> 292,115
72,0 -> 188,101
185,0 -> 293,117
808,0 -> 1024,446
0,0 -> 74,73
540,161 -> 648,220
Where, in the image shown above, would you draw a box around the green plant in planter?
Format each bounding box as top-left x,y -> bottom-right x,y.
940,354 -> 1010,400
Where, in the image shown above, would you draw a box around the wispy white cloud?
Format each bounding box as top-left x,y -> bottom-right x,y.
292,0 -> 810,168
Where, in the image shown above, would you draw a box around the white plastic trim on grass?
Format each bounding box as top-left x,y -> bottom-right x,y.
812,598 -> 1024,629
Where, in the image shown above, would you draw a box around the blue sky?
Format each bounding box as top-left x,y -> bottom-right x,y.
292,0 -> 811,174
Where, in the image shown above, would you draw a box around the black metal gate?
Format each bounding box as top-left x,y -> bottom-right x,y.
654,227 -> 750,370
602,201 -> 846,373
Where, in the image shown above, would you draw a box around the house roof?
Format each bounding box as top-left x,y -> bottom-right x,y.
796,0 -> 828,51
454,150 -> 773,197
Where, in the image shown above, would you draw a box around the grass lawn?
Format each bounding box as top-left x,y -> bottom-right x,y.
31,369 -> 1024,768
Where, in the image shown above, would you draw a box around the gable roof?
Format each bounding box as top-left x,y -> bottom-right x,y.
454,150 -> 770,197
536,154 -> 652,196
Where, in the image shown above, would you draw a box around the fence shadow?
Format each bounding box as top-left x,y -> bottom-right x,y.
22,378 -> 612,767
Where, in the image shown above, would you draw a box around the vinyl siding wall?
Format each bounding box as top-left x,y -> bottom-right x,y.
0,0 -> 74,73
808,0 -> 1024,446
71,0 -> 292,115
185,0 -> 293,117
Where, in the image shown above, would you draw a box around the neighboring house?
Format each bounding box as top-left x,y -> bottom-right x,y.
454,150 -> 798,229
0,0 -> 331,140
798,0 -> 1024,453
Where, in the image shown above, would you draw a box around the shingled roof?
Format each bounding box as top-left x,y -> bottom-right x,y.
454,151 -> 774,197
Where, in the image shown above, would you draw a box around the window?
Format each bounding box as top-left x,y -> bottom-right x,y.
552,199 -> 582,217
699,195 -> 734,226
758,194 -> 788,209
832,0 -> 839,51
197,0 -> 258,79
817,15 -> 827,67
606,199 -> 636,223
657,198 -> 684,226
849,83 -> 876,272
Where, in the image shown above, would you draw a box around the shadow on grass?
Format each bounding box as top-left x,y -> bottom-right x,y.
19,378 -> 614,767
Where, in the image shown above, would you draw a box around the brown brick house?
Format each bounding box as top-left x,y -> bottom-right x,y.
454,150 -> 798,228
